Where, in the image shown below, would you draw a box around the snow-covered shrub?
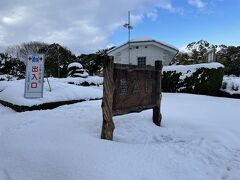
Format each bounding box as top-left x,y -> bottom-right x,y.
220,76 -> 240,95
67,62 -> 89,78
162,63 -> 224,95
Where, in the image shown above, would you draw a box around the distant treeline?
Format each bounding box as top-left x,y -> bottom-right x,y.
0,41 -> 114,79
1,40 -> 240,79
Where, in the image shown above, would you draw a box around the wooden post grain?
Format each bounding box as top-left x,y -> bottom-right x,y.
153,60 -> 163,126
101,56 -> 115,140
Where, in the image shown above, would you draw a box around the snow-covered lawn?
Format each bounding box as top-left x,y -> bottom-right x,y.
221,76 -> 240,95
0,93 -> 239,180
0,74 -> 17,82
0,79 -> 102,106
50,76 -> 103,86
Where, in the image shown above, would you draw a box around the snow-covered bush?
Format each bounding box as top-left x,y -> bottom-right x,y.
67,62 -> 89,78
162,63 -> 224,95
220,76 -> 240,95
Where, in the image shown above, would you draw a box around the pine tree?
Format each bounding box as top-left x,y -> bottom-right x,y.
39,43 -> 76,77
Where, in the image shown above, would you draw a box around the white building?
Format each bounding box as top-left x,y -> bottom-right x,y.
108,38 -> 179,66
206,48 -> 216,63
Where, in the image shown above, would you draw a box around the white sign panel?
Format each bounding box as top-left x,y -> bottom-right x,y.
24,54 -> 44,98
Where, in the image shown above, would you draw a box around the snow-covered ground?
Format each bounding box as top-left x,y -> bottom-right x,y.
0,79 -> 102,106
51,76 -> 103,86
0,93 -> 239,180
221,76 -> 240,95
0,74 -> 17,81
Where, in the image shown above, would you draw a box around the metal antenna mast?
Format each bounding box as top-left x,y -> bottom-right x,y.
123,11 -> 133,64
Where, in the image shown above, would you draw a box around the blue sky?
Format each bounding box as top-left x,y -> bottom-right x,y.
112,0 -> 240,48
0,0 -> 239,53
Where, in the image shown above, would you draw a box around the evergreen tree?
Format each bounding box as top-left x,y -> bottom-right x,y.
39,43 -> 76,77
77,53 -> 99,75
217,46 -> 240,76
77,47 -> 114,75
171,53 -> 191,65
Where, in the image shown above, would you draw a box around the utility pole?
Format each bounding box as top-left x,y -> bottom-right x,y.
123,11 -> 133,64
44,47 -> 52,91
57,45 -> 60,78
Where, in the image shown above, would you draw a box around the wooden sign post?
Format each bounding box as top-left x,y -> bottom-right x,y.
101,56 -> 163,140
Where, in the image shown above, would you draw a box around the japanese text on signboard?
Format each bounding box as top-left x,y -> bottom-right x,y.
24,54 -> 44,98
112,64 -> 159,115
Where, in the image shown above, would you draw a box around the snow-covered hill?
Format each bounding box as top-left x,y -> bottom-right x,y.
180,40 -> 227,54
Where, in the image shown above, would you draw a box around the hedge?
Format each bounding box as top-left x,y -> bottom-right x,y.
162,63 -> 224,95
0,98 -> 102,112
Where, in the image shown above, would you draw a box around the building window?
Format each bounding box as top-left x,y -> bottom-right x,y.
145,46 -> 148,48
136,46 -> 139,49
137,57 -> 146,67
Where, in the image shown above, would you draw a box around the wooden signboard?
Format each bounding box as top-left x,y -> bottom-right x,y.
101,56 -> 162,140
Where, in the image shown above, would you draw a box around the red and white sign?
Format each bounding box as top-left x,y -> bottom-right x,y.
24,54 -> 44,98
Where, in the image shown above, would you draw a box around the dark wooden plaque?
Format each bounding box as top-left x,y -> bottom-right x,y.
101,56 -> 162,140
112,64 -> 159,115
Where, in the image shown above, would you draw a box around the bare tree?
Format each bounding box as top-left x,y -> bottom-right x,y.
5,45 -> 20,59
5,41 -> 49,63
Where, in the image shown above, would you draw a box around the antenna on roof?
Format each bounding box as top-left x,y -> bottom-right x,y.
123,11 -> 133,64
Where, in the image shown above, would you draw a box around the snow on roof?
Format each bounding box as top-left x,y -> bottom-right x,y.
68,62 -> 83,69
108,37 -> 179,54
130,37 -> 154,42
130,37 -> 179,51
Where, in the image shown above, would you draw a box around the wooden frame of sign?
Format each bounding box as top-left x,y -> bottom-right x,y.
101,56 -> 162,140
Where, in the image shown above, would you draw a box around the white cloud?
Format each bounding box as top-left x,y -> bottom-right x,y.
0,0 -> 177,54
130,14 -> 144,25
188,0 -> 206,8
146,10 -> 158,21
1,6 -> 27,25
157,0 -> 175,12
